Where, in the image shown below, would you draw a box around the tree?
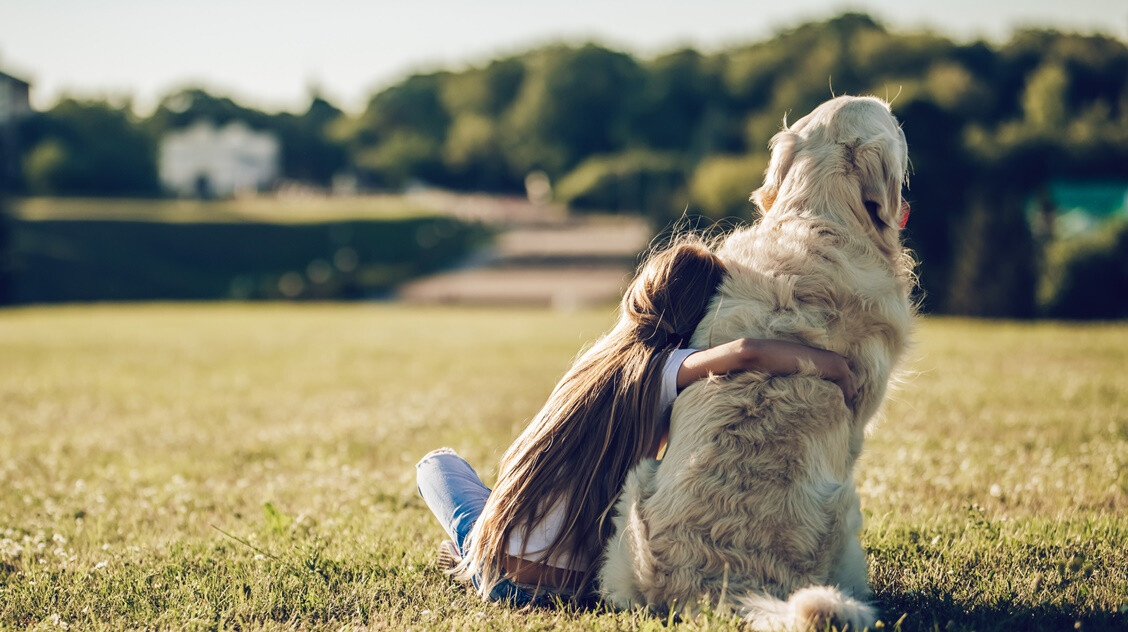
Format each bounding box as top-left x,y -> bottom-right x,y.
147,88 -> 271,134
503,45 -> 647,178
636,49 -> 722,156
437,57 -> 528,190
273,96 -> 348,186
688,154 -> 767,220
349,73 -> 451,188
22,99 -> 159,196
556,150 -> 688,221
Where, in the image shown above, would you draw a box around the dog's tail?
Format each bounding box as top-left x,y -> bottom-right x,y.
736,585 -> 876,631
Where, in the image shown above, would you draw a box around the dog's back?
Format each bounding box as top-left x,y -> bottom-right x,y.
600,96 -> 914,630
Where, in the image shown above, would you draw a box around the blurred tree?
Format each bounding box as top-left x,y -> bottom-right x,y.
8,13 -> 1126,317
437,57 -> 527,190
1040,220 -> 1128,319
350,73 -> 451,188
441,112 -> 515,190
1023,61 -> 1069,131
688,154 -> 766,220
503,45 -> 646,178
273,95 -> 349,187
636,49 -> 722,156
944,178 -> 1041,318
892,97 -> 973,313
21,99 -> 159,196
555,150 -> 687,221
440,57 -> 525,117
147,88 -> 272,133
945,30 -> 1128,316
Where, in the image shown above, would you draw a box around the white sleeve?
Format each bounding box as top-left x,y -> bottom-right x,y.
660,348 -> 699,412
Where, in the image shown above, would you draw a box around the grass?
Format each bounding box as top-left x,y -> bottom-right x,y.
0,305 -> 1125,630
11,196 -> 438,224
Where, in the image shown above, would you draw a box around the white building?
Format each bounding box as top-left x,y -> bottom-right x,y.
159,121 -> 280,198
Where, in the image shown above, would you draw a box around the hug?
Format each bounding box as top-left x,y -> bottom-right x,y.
418,95 -> 914,630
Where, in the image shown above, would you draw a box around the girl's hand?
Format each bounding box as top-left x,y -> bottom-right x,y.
677,338 -> 857,406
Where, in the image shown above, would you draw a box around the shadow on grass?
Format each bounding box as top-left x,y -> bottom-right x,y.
876,591 -> 1127,631
526,589 -> 1127,631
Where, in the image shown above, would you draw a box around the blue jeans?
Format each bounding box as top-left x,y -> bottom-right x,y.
415,448 -> 544,606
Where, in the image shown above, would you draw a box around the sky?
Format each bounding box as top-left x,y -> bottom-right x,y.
1,0 -> 1126,115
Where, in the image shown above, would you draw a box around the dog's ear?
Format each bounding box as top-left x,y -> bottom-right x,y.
854,136 -> 904,231
751,129 -> 800,213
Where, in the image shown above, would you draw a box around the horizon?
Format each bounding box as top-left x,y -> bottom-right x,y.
2,0 -> 1127,116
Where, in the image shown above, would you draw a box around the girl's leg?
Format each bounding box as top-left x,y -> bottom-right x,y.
415,448 -> 537,606
415,447 -> 490,553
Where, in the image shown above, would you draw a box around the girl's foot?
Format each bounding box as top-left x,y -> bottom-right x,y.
437,539 -> 462,573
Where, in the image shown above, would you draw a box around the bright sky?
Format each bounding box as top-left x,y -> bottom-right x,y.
1,0 -> 1125,115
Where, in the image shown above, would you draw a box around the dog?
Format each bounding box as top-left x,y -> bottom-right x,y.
599,95 -> 915,630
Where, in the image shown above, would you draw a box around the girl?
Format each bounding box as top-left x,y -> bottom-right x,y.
416,235 -> 855,605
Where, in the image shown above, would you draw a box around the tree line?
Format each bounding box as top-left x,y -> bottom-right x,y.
3,13 -> 1127,317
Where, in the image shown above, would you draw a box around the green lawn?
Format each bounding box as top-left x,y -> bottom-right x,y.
12,196 -> 437,224
0,305 -> 1125,630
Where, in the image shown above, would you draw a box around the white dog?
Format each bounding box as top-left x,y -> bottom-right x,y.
600,96 -> 915,630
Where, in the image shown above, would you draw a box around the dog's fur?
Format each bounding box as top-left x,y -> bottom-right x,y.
599,96 -> 914,630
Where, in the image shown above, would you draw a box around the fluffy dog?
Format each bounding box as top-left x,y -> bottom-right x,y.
599,96 -> 915,630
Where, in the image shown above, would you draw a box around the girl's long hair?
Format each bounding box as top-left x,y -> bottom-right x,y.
461,233 -> 726,597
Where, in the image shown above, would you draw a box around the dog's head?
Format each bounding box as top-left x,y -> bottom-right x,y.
751,96 -> 909,254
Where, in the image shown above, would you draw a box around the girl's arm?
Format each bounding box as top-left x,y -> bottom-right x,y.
677,338 -> 857,405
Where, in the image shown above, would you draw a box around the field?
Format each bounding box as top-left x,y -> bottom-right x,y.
1,305 -> 1125,630
11,196 -> 437,224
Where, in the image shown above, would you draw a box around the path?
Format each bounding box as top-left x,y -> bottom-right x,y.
396,190 -> 652,307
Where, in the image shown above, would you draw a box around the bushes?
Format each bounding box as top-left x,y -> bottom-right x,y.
555,151 -> 688,221
21,99 -> 160,196
688,154 -> 767,220
1039,219 -> 1128,319
10,215 -> 489,303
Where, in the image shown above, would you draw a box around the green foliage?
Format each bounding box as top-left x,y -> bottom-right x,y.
1023,62 -> 1069,130
363,73 -> 451,139
505,45 -> 647,178
147,88 -> 273,132
555,151 -> 687,221
688,154 -> 767,220
637,49 -> 724,155
355,129 -> 442,188
441,113 -> 512,190
263,502 -> 294,535
349,74 -> 452,187
0,308 -> 1125,630
21,99 -> 159,196
273,97 -> 349,187
439,58 -> 525,118
943,188 -> 1040,318
435,58 -> 528,190
1040,220 -> 1128,319
9,211 -> 488,302
12,14 -> 1128,317
21,138 -> 66,194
